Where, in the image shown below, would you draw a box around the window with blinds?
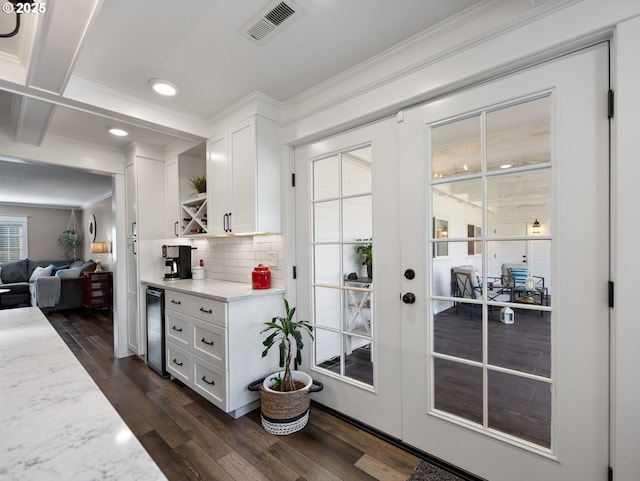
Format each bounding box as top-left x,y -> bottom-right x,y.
0,216 -> 28,263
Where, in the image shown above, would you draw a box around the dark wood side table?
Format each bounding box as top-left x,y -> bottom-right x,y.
83,271 -> 113,310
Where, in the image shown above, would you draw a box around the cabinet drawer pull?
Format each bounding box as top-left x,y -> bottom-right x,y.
199,307 -> 213,314
171,326 -> 183,332
201,376 -> 215,386
201,337 -> 214,346
171,299 -> 182,305
173,358 -> 183,366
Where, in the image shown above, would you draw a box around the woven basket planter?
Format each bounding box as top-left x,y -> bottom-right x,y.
249,370 -> 323,435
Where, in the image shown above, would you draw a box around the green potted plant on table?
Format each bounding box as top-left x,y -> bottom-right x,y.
248,299 -> 323,435
356,238 -> 373,279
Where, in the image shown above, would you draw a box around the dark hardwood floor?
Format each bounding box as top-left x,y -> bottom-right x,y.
46,309 -> 421,481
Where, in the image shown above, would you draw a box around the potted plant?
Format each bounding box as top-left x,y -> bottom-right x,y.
58,229 -> 80,260
248,299 -> 322,435
356,238 -> 373,278
189,174 -> 207,196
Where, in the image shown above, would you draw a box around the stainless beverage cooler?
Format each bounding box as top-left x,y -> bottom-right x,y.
146,287 -> 167,377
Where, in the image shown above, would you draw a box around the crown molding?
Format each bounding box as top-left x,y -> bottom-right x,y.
280,0 -> 579,127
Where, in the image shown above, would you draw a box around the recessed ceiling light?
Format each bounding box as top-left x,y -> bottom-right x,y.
500,164 -> 512,169
108,127 -> 129,137
148,78 -> 179,96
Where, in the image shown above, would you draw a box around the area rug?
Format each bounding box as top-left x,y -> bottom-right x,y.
407,460 -> 466,481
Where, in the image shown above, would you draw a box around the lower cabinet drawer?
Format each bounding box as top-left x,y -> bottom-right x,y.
165,311 -> 190,348
166,342 -> 191,383
165,290 -> 191,315
192,356 -> 227,411
192,319 -> 226,369
190,297 -> 226,327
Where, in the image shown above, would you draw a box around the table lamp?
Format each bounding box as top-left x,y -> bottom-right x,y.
90,242 -> 109,272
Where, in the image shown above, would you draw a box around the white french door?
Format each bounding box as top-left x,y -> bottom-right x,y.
294,117 -> 403,436
295,43 -> 609,480
399,44 -> 609,479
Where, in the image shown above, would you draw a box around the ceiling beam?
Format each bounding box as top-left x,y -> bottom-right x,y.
12,0 -> 103,145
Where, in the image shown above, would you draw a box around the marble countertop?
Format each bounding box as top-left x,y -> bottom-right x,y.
141,278 -> 284,302
0,307 -> 167,481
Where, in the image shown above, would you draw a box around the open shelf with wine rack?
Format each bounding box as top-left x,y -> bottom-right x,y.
181,194 -> 208,235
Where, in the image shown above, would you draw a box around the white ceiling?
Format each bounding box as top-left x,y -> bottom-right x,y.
0,0 -> 481,207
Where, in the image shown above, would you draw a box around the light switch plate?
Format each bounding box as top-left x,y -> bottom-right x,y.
267,252 -> 277,267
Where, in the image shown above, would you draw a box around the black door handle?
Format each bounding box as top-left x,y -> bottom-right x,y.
404,269 -> 416,280
402,292 -> 416,304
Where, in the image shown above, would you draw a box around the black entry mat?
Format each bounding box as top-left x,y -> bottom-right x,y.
407,460 -> 466,481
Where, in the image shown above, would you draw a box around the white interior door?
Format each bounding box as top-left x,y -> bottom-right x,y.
294,117 -> 402,436
399,44 -> 609,480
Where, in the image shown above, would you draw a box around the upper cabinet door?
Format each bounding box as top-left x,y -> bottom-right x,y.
229,120 -> 256,234
207,132 -> 230,235
206,115 -> 281,236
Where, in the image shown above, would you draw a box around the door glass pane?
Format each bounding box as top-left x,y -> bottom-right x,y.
314,201 -> 339,242
429,96 -> 553,449
311,145 -> 374,387
432,115 -> 481,179
486,170 -> 551,237
342,147 -> 372,196
486,96 -> 551,172
343,195 -> 372,242
344,334 -> 373,385
488,370 -> 552,448
488,310 -> 551,377
433,179 -> 482,218
315,328 -> 341,372
434,358 -> 483,425
314,287 -> 341,330
433,301 -> 482,363
314,155 -> 339,200
314,245 -> 340,285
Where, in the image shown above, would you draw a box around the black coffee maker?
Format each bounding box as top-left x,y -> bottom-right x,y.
162,245 -> 193,279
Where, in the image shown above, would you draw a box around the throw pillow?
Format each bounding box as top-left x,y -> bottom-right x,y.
56,267 -> 82,279
51,264 -> 70,275
509,267 -> 529,284
29,265 -> 53,282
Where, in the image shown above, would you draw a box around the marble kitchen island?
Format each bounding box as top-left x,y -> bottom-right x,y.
0,307 -> 167,481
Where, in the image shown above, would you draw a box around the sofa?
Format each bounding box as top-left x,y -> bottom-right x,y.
0,258 -> 96,311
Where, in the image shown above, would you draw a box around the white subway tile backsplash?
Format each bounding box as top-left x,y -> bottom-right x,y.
192,234 -> 284,287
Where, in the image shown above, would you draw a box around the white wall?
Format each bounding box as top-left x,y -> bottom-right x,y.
80,195 -> 114,272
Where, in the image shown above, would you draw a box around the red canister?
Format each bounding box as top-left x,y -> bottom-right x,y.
252,264 -> 271,289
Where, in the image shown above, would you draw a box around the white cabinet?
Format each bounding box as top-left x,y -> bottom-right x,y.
207,115 -> 281,235
125,151 -> 165,355
164,288 -> 282,417
165,160 -> 180,238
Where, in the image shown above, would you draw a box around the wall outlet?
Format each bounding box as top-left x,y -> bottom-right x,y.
267,252 -> 278,268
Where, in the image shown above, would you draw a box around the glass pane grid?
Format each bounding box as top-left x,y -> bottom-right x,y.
428,96 -> 553,450
311,146 -> 374,387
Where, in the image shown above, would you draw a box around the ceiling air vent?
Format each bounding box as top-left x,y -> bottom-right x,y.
242,0 -> 301,44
